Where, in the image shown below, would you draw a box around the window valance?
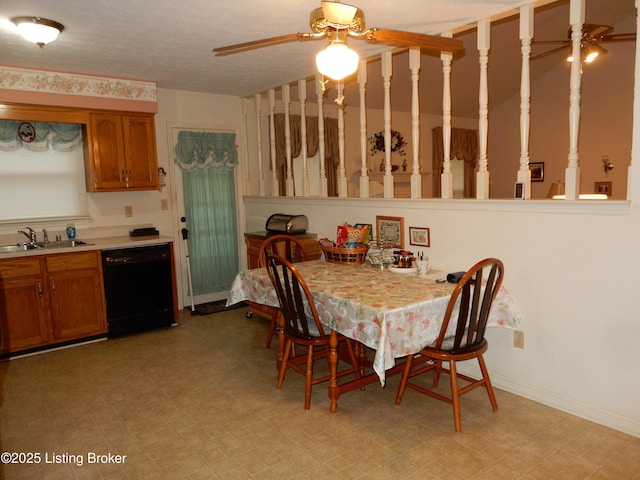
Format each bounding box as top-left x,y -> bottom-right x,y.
173,130 -> 238,171
0,120 -> 82,152
273,114 -> 339,168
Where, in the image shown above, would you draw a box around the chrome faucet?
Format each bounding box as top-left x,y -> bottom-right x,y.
18,227 -> 37,245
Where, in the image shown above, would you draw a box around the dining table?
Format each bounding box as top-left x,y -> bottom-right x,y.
226,259 -> 523,412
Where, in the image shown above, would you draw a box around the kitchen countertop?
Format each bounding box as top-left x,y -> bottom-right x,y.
0,235 -> 175,259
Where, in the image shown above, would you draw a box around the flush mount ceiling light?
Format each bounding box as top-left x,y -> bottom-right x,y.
11,16 -> 65,47
316,30 -> 359,81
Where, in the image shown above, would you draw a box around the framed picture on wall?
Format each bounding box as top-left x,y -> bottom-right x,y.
409,227 -> 430,247
530,162 -> 544,182
594,181 -> 612,196
376,216 -> 404,249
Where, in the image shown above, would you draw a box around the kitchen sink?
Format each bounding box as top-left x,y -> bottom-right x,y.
0,244 -> 38,254
37,240 -> 92,249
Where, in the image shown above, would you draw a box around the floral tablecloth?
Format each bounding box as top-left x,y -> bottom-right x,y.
227,260 -> 523,384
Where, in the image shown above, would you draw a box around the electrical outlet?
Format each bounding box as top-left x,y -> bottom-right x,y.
160,199 -> 168,210
513,330 -> 525,349
124,205 -> 133,217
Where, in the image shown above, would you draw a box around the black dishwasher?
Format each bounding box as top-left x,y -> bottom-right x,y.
102,243 -> 175,337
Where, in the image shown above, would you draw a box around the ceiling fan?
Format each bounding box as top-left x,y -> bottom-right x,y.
213,0 -> 464,81
532,24 -> 636,62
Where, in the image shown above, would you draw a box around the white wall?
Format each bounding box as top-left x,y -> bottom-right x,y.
242,195 -> 640,437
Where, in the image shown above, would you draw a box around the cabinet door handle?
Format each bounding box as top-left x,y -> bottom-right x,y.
50,280 -> 56,295
37,282 -> 43,297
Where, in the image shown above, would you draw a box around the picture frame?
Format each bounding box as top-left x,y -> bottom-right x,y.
514,182 -> 524,199
530,162 -> 544,182
594,181 -> 612,196
409,227 -> 430,247
376,216 -> 404,249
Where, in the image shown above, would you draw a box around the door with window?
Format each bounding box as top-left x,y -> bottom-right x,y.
172,128 -> 240,306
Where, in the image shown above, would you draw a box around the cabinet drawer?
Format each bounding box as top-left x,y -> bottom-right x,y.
0,257 -> 43,279
46,252 -> 99,272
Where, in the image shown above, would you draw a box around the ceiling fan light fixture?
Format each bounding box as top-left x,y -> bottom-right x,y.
11,16 -> 64,47
567,43 -> 607,63
316,41 -> 359,80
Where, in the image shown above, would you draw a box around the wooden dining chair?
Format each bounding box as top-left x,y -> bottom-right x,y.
265,253 -> 360,409
395,258 -> 505,432
255,235 -> 311,348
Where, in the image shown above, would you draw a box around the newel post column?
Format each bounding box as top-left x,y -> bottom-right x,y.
298,79 -> 310,196
565,0 -> 585,200
315,74 -> 328,197
440,32 -> 453,199
255,93 -> 266,196
381,50 -> 394,198
358,60 -> 370,197
409,48 -> 422,198
476,19 -> 490,199
268,89 -> 279,196
517,5 -> 533,199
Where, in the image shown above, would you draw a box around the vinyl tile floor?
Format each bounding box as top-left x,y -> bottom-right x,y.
1,307 -> 639,479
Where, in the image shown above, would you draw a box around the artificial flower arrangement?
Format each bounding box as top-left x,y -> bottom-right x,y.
368,129 -> 407,157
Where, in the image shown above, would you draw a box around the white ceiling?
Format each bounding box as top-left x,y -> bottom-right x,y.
0,0 -> 635,116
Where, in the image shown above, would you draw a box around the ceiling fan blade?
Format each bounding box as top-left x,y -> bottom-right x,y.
322,1 -> 358,25
363,28 -> 463,54
531,45 -> 569,61
583,24 -> 614,38
600,33 -> 636,42
213,33 -> 317,56
532,40 -> 571,45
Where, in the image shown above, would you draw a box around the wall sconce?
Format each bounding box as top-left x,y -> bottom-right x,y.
11,17 -> 65,47
602,156 -> 614,175
158,167 -> 167,188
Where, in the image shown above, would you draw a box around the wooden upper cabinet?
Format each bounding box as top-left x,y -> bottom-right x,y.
87,112 -> 158,191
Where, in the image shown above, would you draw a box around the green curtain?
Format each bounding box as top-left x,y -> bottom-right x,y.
0,120 -> 82,152
174,131 -> 238,295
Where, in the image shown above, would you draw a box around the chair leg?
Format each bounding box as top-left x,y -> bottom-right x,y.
395,355 -> 414,405
477,354 -> 499,411
277,340 -> 292,389
265,310 -> 278,348
449,360 -> 463,432
304,346 -> 315,410
432,359 -> 443,388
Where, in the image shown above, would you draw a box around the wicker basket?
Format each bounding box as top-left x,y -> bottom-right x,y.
321,243 -> 370,265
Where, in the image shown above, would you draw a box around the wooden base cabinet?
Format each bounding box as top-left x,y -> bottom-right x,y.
0,257 -> 49,353
0,252 -> 108,356
46,253 -> 108,342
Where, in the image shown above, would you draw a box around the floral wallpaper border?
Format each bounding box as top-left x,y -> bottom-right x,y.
0,66 -> 156,102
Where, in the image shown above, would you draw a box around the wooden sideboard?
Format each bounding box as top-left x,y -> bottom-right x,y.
243,232 -> 322,327
244,232 -> 322,270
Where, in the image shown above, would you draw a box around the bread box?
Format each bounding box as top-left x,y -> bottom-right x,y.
265,214 -> 308,234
